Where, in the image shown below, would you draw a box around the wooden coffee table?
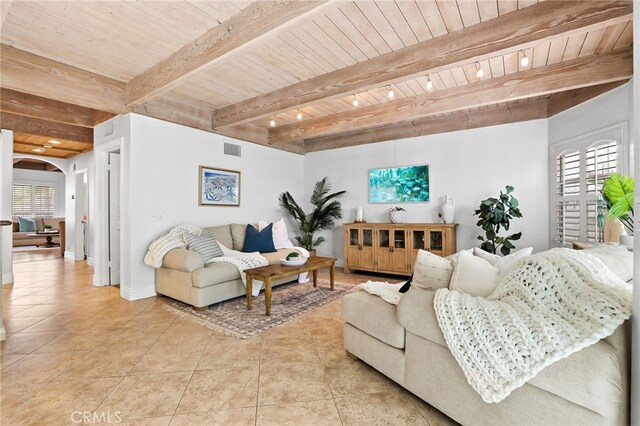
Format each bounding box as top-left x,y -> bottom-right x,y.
245,256 -> 336,316
27,230 -> 60,248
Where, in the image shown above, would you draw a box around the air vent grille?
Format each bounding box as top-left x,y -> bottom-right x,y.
224,143 -> 241,157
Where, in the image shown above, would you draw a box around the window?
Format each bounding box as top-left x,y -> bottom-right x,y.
550,124 -> 626,247
12,183 -> 55,217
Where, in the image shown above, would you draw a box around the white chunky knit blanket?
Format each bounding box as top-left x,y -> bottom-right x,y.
434,248 -> 632,403
357,281 -> 403,305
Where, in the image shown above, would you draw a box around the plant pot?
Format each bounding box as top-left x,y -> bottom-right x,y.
389,210 -> 406,224
308,249 -> 317,257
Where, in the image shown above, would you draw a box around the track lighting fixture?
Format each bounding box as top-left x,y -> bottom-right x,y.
387,86 -> 394,99
352,94 -> 359,107
476,62 -> 484,78
520,51 -> 529,67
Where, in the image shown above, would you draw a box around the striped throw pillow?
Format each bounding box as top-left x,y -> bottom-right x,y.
185,233 -> 223,262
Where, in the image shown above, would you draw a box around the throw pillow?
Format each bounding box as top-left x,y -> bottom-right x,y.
242,223 -> 276,253
445,248 -> 474,269
473,247 -> 533,280
412,249 -> 453,291
184,233 -> 223,263
586,244 -> 634,282
18,216 -> 36,232
258,218 -> 294,249
449,250 -> 499,297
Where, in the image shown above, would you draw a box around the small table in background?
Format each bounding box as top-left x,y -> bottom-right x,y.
27,230 -> 60,248
245,256 -> 336,316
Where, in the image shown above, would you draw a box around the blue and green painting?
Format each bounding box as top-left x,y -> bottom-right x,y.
369,165 -> 429,203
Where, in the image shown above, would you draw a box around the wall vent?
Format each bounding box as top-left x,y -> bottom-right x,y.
104,122 -> 114,137
224,143 -> 241,157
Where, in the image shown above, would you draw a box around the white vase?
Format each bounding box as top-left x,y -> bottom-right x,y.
442,195 -> 455,224
620,235 -> 634,249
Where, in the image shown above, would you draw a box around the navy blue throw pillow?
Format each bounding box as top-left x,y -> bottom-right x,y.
242,223 -> 276,253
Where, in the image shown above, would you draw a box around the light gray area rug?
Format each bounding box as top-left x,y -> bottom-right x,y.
162,279 -> 353,339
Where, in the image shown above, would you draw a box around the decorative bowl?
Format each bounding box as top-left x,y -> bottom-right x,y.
280,257 -> 308,267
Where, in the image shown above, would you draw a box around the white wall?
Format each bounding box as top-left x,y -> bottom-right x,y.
304,119 -> 550,264
13,169 -> 65,217
93,113 -> 305,300
0,130 -> 14,284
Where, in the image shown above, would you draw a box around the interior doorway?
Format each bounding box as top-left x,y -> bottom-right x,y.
108,152 -> 120,285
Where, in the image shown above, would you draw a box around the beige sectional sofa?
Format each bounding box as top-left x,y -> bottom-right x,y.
13,217 -> 64,247
343,262 -> 631,425
155,223 -> 298,308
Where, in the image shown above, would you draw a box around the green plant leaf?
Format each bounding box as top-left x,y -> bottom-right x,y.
603,173 -> 634,205
609,192 -> 634,219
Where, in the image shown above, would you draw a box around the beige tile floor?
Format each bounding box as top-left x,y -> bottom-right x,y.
1,251 -> 457,425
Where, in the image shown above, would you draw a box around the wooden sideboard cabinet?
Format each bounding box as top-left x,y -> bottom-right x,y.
343,223 -> 457,276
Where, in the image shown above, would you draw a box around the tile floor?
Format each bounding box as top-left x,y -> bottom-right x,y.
1,252 -> 457,425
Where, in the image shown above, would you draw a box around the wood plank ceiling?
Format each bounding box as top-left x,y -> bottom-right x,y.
0,0 -> 634,157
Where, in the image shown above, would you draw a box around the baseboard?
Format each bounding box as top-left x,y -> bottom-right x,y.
120,284 -> 157,301
2,272 -> 14,285
64,251 -> 75,260
87,257 -> 94,267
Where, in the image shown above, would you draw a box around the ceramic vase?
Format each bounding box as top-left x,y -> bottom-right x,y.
442,195 -> 455,224
389,210 -> 406,224
620,235 -> 634,249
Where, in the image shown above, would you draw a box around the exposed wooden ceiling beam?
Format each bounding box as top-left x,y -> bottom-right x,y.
126,0 -> 329,106
211,1 -> 633,128
1,1 -> 13,27
133,94 -> 303,154
0,112 -> 93,144
0,44 -> 129,114
92,110 -> 116,126
547,80 -> 628,116
270,47 -> 633,143
1,88 -> 94,127
304,100 -> 549,152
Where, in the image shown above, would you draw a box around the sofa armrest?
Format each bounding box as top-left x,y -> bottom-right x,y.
162,249 -> 204,272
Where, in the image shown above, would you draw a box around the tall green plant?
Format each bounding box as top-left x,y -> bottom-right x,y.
474,185 -> 523,255
602,173 -> 634,234
278,177 -> 346,250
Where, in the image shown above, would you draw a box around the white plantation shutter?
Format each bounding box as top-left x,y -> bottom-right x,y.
12,184 -> 33,216
12,183 -> 55,217
551,125 -> 624,247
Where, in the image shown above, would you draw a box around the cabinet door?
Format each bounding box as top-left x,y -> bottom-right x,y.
376,228 -> 393,271
391,229 -> 408,272
346,227 -> 361,268
427,229 -> 445,257
360,228 -> 375,269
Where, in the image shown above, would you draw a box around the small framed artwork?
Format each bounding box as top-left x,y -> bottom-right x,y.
199,166 -> 240,206
369,164 -> 429,203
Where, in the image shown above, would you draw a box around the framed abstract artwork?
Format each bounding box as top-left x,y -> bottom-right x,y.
369,164 -> 430,203
199,166 -> 241,206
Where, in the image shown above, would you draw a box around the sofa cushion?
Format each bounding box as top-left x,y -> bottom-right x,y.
473,246 -> 533,281
258,218 -> 294,249
205,225 -> 233,250
230,223 -> 247,251
413,249 -> 453,291
585,243 -> 633,282
192,262 -> 241,288
397,286 -> 447,347
18,216 -> 36,232
342,290 -> 405,349
242,224 -> 276,253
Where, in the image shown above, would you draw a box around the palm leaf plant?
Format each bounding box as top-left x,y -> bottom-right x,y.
474,185 -> 523,255
278,177 -> 346,250
601,173 -> 634,234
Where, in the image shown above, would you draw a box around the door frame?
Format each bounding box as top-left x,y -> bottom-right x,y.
94,138 -> 123,287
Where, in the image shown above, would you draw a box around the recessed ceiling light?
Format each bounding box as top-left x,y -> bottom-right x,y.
296,109 -> 302,120
32,148 -> 45,153
44,144 -> 53,149
48,139 -> 60,144
269,117 -> 276,128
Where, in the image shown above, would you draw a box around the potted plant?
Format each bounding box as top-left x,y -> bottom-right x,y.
601,173 -> 634,245
43,224 -> 53,232
474,185 -> 523,255
279,177 -> 346,251
388,206 -> 406,223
